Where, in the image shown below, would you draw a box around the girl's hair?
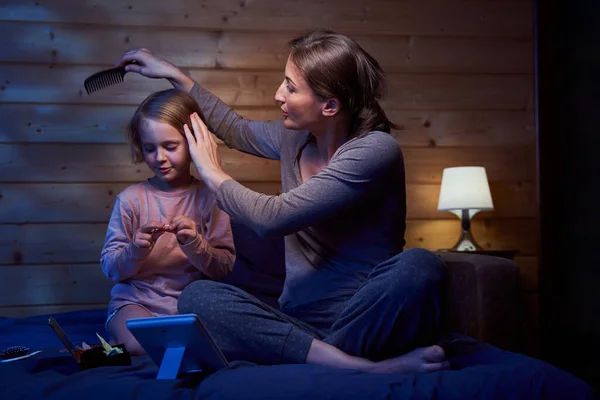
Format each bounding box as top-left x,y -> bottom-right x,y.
288,29 -> 397,138
128,89 -> 204,164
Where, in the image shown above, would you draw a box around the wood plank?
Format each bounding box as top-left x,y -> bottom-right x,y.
0,304 -> 106,318
384,74 -> 532,111
0,264 -> 112,307
0,104 -> 535,147
0,182 -> 282,223
0,143 -> 535,183
407,182 -> 537,220
0,22 -> 533,73
402,146 -> 536,183
405,218 -> 538,256
0,223 -> 108,265
395,110 -> 535,147
0,104 -> 281,144
0,65 -> 533,110
0,218 -> 538,265
0,0 -> 533,37
0,143 -> 281,183
0,181 -> 534,224
212,33 -> 534,74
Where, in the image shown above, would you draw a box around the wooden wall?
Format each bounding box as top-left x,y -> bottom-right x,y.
0,0 -> 536,352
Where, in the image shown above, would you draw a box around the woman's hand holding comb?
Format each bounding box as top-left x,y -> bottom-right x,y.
116,48 -> 194,92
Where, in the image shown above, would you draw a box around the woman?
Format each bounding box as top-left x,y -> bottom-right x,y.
116,29 -> 448,374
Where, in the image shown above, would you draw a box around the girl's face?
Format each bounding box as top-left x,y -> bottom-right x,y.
139,118 -> 192,188
274,57 -> 326,132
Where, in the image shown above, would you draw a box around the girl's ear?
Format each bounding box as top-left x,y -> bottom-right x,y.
322,98 -> 341,117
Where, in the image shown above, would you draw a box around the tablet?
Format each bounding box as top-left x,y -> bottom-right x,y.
126,314 -> 229,379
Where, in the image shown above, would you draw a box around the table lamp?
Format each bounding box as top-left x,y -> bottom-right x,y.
437,166 -> 494,251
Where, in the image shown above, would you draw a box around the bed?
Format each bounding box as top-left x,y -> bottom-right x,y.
0,224 -> 593,399
0,308 -> 592,400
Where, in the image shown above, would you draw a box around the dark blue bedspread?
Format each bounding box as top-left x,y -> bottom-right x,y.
0,309 -> 593,400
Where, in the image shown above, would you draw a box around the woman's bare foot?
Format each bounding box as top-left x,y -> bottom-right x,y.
368,345 -> 449,374
306,339 -> 449,374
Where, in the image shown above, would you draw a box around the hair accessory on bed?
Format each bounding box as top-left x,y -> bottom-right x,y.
48,316 -> 131,370
0,345 -> 29,360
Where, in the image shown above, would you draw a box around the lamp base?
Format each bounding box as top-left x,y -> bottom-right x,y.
449,209 -> 484,251
450,229 -> 483,251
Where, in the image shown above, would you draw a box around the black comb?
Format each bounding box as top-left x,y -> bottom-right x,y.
84,65 -> 128,95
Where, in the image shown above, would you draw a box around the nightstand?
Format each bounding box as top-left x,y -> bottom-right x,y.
437,249 -> 519,261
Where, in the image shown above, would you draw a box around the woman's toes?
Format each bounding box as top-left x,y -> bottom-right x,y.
421,345 -> 446,362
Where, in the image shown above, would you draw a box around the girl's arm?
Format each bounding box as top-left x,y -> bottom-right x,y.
100,198 -> 151,282
178,202 -> 236,280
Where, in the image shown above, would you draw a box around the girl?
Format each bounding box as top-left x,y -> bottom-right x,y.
100,89 -> 235,355
116,30 -> 448,372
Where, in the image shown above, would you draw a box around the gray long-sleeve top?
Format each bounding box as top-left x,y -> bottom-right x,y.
190,84 -> 407,309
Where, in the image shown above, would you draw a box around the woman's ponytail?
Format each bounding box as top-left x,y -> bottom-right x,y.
354,100 -> 397,137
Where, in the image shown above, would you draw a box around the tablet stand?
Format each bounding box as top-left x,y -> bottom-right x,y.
156,346 -> 186,380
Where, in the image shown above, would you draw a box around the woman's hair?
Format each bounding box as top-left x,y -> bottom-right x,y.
288,29 -> 397,138
128,89 -> 204,164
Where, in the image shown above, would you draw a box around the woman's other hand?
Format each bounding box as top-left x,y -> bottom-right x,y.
170,215 -> 199,246
184,112 -> 232,192
116,48 -> 194,91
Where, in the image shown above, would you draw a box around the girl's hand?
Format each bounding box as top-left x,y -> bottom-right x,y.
115,48 -> 194,91
184,112 -> 231,192
133,221 -> 170,249
170,215 -> 199,246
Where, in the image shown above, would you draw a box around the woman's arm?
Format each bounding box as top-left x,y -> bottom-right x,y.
117,48 -> 195,92
185,116 -> 403,234
217,133 -> 404,237
116,48 -> 285,159
189,83 -> 285,160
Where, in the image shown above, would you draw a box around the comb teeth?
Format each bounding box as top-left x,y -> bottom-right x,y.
84,66 -> 128,95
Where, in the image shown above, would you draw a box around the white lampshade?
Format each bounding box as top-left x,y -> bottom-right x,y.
437,166 -> 494,213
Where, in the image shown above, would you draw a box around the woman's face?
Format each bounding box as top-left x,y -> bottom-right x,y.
274,57 -> 326,131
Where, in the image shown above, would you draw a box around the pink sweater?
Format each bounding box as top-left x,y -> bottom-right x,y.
100,178 -> 235,316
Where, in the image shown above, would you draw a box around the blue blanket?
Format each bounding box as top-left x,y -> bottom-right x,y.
0,308 -> 593,400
